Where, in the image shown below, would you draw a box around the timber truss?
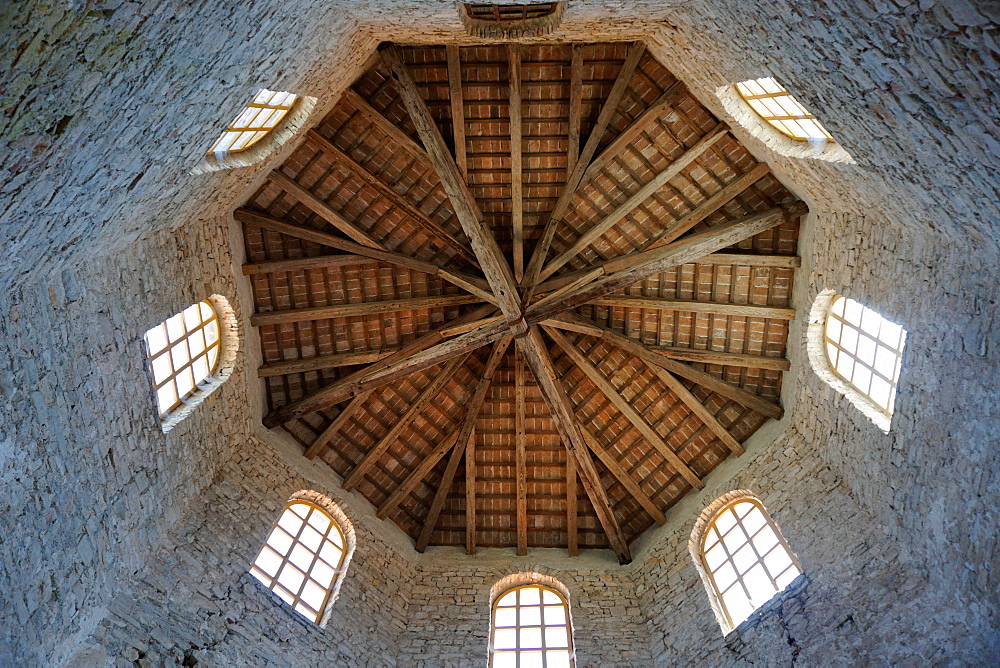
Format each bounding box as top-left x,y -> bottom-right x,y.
239,42 -> 803,564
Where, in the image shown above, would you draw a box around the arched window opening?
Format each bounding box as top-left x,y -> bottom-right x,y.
735,77 -> 833,142
143,296 -> 236,431
490,583 -> 575,668
696,495 -> 802,633
459,3 -> 566,38
209,89 -> 298,155
824,295 -> 906,417
250,499 -> 348,624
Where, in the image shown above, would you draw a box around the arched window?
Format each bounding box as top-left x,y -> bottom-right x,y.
734,77 -> 833,142
459,3 -> 566,38
143,296 -> 237,431
694,494 -> 802,633
209,89 -> 298,155
490,583 -> 574,667
807,291 -> 907,431
250,499 -> 349,624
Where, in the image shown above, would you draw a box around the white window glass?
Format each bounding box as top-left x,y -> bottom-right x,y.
490,584 -> 575,667
144,300 -> 221,419
735,77 -> 835,142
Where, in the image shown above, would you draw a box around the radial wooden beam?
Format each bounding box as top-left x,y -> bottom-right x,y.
236,210 -> 494,303
578,426 -> 667,525
566,45 -> 583,175
523,42 -> 646,293
250,294 -> 484,327
565,453 -> 578,557
643,162 -> 772,250
587,295 -> 797,321
302,390 -> 373,460
259,349 -> 396,378
516,327 -> 631,563
515,346 -> 528,555
582,80 -> 686,182
415,430 -> 467,552
263,303 -> 496,427
305,130 -> 478,266
446,45 -> 468,180
545,312 -> 783,420
538,125 -> 729,281
342,353 -> 470,491
525,203 -> 807,324
509,44 -> 525,281
544,325 -> 705,490
466,425 -> 478,555
268,170 -> 385,250
381,43 -> 523,322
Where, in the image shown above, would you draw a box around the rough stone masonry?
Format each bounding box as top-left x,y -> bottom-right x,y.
1,0 -> 997,665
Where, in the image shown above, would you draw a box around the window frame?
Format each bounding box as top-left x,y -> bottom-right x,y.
696,495 -> 803,633
208,89 -> 298,156
249,499 -> 349,625
734,77 -> 834,142
489,583 -> 575,668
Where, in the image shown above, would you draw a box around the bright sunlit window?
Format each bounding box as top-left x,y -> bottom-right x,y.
144,300 -> 221,420
825,296 -> 907,417
700,497 -> 802,632
250,500 -> 347,624
208,89 -> 297,155
490,584 -> 574,668
735,77 -> 834,142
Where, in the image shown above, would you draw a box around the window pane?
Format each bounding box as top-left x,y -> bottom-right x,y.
494,608 -> 517,628
704,542 -> 727,571
165,313 -> 185,341
743,564 -> 776,606
544,627 -> 569,649
277,565 -> 305,595
145,325 -> 168,355
300,526 -> 323,553
520,650 -> 543,665
289,543 -> 313,570
542,605 -> 566,626
520,606 -> 540,626
319,542 -> 343,567
254,548 -> 282,577
546,650 -> 571,668
764,546 -> 793,577
492,652 -> 516,668
520,587 -> 540,605
311,560 -> 336,588
310,511 -> 331,534
267,528 -> 294,557
151,354 -> 173,385
732,543 -> 757,575
278,510 -> 303,535
713,561 -> 738,590
741,507 -> 766,535
542,589 -> 561,604
494,628 -> 516,650
519,628 -> 542,649
300,581 -> 326,611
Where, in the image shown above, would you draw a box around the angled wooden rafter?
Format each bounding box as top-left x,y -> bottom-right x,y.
543,325 -> 705,490
586,295 -> 797,321
509,43 -> 525,281
259,349 -> 396,378
523,42 -> 647,292
250,294 -> 484,327
515,346 -> 528,555
446,45 -> 468,180
578,426 -> 667,525
415,429 -> 467,552
342,353 -> 470,491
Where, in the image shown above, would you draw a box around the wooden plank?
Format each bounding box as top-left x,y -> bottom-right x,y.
651,345 -> 792,371
259,349 -> 395,378
342,353 -> 469,491
579,426 -> 667,525
305,130 -> 477,265
438,313 -> 503,338
530,267 -> 604,311
544,325 -> 704,490
415,432 -> 467,552
236,209 -> 492,299
376,429 -> 461,519
466,425 -> 477,555
544,312 -> 783,420
566,45 -> 583,175
516,327 -> 631,563
342,87 -> 426,159
381,44 -> 523,321
509,43 -> 524,281
250,294 -> 484,326
587,295 -> 797,321
515,346 -> 528,555
524,203 -> 808,324
582,81 -> 686,182
263,303 -> 497,427
692,252 -> 801,268
446,45 -> 468,180
539,125 -> 728,280
523,42 -> 646,293
644,162 -> 772,250
242,254 -> 373,275
566,453 -> 578,557
268,170 -> 384,250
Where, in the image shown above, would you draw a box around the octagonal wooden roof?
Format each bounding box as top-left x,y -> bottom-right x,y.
237,41 -> 803,564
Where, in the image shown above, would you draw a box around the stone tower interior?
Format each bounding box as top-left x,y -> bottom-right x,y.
1,1 -> 998,665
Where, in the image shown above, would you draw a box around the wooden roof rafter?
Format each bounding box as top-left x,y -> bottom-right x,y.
239,40 -> 805,562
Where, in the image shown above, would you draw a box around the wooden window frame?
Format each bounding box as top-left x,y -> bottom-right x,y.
209,90 -> 298,156
249,500 -> 348,624
466,2 -> 560,20
824,295 -> 906,418
699,497 -> 802,632
734,78 -> 834,142
459,2 -> 566,38
490,583 -> 575,668
144,300 -> 221,420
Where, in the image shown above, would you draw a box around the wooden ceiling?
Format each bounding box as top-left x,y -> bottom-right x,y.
237,41 -> 803,564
